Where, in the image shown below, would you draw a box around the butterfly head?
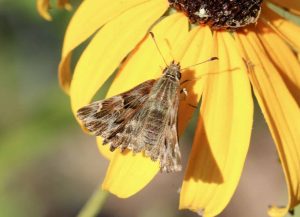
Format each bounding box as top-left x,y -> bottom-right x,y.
163,60 -> 181,81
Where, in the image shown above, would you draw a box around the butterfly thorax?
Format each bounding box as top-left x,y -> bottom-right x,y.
149,62 -> 181,103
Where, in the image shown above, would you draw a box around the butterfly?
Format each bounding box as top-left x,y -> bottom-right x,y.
77,33 -> 217,173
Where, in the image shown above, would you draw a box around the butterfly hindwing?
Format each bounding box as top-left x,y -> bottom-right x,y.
159,93 -> 181,172
145,89 -> 181,172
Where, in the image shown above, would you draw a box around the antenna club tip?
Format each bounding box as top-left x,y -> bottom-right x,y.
149,31 -> 154,38
210,57 -> 219,61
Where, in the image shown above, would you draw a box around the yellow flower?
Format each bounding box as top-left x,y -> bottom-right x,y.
58,0 -> 300,216
37,0 -> 72,21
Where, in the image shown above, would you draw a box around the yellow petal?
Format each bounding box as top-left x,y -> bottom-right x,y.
102,14 -> 194,198
36,0 -> 52,21
236,30 -> 300,217
180,31 -> 253,217
175,26 -> 214,134
268,0 -> 300,15
70,0 -> 167,159
59,0 -> 167,93
256,21 -> 300,104
70,0 -> 168,114
262,6 -> 300,53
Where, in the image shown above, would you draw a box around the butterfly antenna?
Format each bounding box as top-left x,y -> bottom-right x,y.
149,32 -> 168,66
181,57 -> 218,71
164,38 -> 175,61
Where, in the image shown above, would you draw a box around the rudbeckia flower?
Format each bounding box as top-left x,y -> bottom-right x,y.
56,0 -> 300,216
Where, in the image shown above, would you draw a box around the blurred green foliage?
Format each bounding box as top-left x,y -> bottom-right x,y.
0,0 -> 79,216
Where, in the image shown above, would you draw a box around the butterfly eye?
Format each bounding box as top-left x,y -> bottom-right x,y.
177,72 -> 181,80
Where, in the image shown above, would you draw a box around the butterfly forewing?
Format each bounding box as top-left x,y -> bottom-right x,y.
77,79 -> 155,139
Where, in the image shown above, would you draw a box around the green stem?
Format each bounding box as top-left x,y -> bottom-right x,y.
77,187 -> 109,217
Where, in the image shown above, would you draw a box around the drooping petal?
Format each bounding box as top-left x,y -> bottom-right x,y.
180,31 -> 253,217
268,0 -> 300,15
36,0 -> 72,21
236,29 -> 300,217
36,0 -> 52,21
59,0 -> 168,93
101,14 -> 215,198
262,6 -> 300,53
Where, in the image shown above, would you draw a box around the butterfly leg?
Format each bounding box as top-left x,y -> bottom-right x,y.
180,79 -> 191,85
180,88 -> 188,96
179,88 -> 188,101
180,88 -> 197,108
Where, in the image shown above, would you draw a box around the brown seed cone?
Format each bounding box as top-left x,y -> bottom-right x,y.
168,0 -> 263,29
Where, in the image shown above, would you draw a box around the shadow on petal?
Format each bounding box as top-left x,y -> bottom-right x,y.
184,114 -> 224,184
179,69 -> 223,184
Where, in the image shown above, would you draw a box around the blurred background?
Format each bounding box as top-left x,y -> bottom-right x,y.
0,0 -> 299,217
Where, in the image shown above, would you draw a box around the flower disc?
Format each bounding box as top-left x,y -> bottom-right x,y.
168,0 -> 263,29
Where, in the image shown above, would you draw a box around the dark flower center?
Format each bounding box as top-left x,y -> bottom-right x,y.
168,0 -> 263,29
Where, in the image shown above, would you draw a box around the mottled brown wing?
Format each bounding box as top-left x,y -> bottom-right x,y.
159,94 -> 181,172
77,79 -> 156,149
